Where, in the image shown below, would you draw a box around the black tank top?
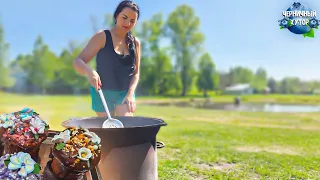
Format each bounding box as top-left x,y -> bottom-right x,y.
96,30 -> 136,91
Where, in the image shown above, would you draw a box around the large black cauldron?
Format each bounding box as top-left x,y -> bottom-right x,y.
62,116 -> 167,180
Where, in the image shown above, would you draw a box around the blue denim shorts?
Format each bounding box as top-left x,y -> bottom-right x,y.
90,86 -> 135,113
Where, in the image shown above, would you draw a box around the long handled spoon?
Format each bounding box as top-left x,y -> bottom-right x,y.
98,89 -> 124,128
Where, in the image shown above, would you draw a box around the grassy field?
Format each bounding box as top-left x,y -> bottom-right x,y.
2,91 -> 320,105
138,94 -> 320,105
0,92 -> 320,179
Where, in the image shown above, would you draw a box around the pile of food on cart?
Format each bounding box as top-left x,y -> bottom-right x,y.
0,108 -> 102,180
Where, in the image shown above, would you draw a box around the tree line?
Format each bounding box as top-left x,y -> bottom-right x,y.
0,5 -> 319,96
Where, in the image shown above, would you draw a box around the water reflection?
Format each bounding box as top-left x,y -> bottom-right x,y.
142,101 -> 320,113
203,103 -> 320,113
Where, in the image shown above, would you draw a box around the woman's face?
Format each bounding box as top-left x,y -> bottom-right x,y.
115,7 -> 138,33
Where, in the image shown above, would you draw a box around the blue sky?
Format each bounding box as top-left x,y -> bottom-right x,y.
1,0 -> 319,80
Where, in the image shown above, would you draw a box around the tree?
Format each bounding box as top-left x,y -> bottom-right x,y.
267,77 -> 277,93
136,13 -> 176,95
4,7 -> 320,96
104,13 -> 114,28
279,77 -> 301,94
166,5 -> 205,96
0,23 -> 14,89
196,53 -> 219,97
218,71 -> 230,90
16,36 -> 57,93
252,67 -> 267,92
57,41 -> 89,93
228,66 -> 254,85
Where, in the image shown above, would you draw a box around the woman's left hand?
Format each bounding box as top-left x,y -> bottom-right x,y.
122,94 -> 136,113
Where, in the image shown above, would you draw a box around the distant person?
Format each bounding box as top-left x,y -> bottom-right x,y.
234,96 -> 241,106
73,0 -> 140,118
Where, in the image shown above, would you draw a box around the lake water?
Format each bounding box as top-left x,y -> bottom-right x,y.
202,103 -> 320,113
142,101 -> 320,113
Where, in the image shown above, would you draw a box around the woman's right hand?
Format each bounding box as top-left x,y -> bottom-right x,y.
86,70 -> 102,91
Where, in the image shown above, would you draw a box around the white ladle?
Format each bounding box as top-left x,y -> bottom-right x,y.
98,89 -> 124,128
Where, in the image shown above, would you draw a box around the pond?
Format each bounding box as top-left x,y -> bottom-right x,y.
204,103 -> 320,113
142,101 -> 320,113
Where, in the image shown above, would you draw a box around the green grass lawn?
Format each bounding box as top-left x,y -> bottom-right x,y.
0,93 -> 320,179
2,91 -> 320,105
138,94 -> 320,105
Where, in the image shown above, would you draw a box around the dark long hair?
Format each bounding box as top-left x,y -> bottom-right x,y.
113,1 -> 140,60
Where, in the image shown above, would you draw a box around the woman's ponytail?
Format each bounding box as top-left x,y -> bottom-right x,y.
126,31 -> 136,69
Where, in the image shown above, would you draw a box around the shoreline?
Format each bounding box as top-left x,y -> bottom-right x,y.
1,92 -> 319,105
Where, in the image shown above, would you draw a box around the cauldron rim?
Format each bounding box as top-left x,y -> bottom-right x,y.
61,116 -> 167,130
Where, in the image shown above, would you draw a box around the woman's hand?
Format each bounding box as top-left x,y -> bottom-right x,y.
86,70 -> 102,91
122,93 -> 136,113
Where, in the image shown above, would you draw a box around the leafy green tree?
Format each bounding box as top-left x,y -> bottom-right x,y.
137,14 -> 176,95
166,5 -> 205,96
31,36 -> 57,93
252,67 -> 267,92
196,53 -> 219,97
228,66 -> 254,85
0,23 -> 14,89
279,77 -> 301,94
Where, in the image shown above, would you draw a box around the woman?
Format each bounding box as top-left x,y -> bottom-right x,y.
73,0 -> 141,117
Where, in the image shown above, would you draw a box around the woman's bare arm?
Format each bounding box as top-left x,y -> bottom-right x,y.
73,30 -> 106,76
